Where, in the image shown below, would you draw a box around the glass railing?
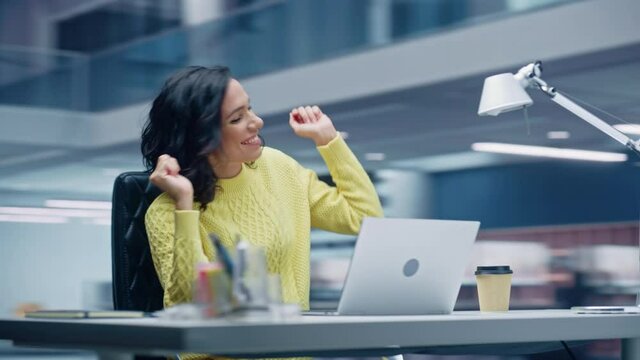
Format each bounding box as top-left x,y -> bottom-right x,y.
0,45 -> 89,110
0,0 -> 578,111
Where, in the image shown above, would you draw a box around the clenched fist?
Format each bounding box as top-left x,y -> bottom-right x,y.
289,106 -> 338,146
149,154 -> 194,210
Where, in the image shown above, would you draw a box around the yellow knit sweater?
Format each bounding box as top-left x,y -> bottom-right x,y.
145,135 -> 383,356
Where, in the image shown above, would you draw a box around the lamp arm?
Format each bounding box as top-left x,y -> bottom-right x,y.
516,61 -> 640,155
548,91 -> 640,155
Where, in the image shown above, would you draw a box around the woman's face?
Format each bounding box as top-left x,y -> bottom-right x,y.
212,78 -> 264,175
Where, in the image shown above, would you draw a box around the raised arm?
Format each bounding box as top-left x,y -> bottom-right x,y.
306,135 -> 383,233
289,106 -> 383,233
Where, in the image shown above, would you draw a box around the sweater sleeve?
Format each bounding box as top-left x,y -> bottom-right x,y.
145,194 -> 208,308
306,135 -> 383,234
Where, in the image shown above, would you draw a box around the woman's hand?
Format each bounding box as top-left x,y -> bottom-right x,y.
149,154 -> 194,210
289,106 -> 338,146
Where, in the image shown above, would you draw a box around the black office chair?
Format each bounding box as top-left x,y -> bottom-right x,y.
111,171 -> 164,312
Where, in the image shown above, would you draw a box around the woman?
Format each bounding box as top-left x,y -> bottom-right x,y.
142,65 -> 383,313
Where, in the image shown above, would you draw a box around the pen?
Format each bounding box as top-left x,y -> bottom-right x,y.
234,238 -> 253,303
209,233 -> 234,277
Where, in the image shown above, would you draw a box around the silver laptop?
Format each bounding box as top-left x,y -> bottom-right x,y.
311,217 -> 480,316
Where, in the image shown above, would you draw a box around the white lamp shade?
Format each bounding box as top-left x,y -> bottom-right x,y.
478,73 -> 533,116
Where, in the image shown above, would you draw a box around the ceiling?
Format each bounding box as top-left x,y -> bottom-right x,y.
264,43 -> 640,170
1,42 -> 640,207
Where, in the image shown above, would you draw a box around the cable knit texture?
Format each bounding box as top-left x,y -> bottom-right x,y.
145,135 -> 382,360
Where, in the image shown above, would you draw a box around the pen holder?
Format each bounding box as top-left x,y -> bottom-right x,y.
232,240 -> 270,310
194,262 -> 233,317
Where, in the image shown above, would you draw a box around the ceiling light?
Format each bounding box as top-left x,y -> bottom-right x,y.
365,153 -> 385,161
613,124 -> 640,135
547,131 -> 570,139
0,214 -> 68,224
45,200 -> 112,210
471,142 -> 627,162
393,152 -> 510,172
0,206 -> 110,218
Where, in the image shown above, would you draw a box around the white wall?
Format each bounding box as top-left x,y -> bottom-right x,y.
0,221 -> 111,315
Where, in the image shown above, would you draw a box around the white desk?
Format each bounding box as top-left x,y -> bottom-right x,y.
1,310 -> 640,359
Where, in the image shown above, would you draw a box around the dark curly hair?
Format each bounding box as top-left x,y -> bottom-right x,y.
141,65 -> 231,210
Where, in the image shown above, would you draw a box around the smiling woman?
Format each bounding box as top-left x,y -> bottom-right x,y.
139,65 -> 382,360
210,78 -> 265,179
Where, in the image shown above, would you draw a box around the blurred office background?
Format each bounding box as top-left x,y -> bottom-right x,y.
1,0 -> 640,359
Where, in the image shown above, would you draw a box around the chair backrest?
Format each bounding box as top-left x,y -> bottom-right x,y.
111,171 -> 164,311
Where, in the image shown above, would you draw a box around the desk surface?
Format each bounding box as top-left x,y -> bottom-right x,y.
2,310 -> 640,357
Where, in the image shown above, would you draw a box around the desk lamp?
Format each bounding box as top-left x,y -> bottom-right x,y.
477,61 -> 640,312
478,61 -> 640,155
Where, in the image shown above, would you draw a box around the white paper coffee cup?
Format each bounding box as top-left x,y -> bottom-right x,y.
475,265 -> 513,312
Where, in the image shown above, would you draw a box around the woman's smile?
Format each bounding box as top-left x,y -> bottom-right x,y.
241,135 -> 261,146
